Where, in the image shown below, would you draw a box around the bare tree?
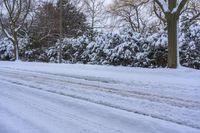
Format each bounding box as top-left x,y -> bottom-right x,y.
180,0 -> 200,27
82,0 -> 106,39
29,0 -> 89,54
109,0 -> 150,33
0,0 -> 32,61
153,1 -> 167,26
154,0 -> 188,68
154,0 -> 200,28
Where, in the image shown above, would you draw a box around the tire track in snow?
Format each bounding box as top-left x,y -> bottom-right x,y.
0,68 -> 199,110
0,77 -> 200,130
0,83 -> 123,133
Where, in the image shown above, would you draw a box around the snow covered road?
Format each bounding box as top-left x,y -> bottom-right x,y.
0,61 -> 200,133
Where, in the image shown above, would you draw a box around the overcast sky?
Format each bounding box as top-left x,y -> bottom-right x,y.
105,0 -> 113,5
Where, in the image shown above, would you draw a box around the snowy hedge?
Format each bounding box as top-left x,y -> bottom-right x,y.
44,28 -> 199,69
179,24 -> 200,69
0,38 -> 14,60
0,24 -> 200,69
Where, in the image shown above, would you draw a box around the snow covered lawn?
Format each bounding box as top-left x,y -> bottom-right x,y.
0,61 -> 200,133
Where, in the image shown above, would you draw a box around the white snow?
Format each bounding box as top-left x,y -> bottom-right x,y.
158,0 -> 169,13
172,0 -> 185,14
0,61 -> 200,133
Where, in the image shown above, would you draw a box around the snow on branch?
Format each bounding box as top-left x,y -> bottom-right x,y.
15,25 -> 22,32
155,0 -> 169,13
175,0 -> 187,15
171,0 -> 182,13
155,0 -> 187,15
4,29 -> 14,41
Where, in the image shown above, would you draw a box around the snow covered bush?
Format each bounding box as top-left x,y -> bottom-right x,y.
62,36 -> 89,63
0,38 -> 14,60
42,28 -> 200,69
0,37 -> 30,61
146,32 -> 168,68
1,26 -> 199,69
180,24 -> 200,69
86,33 -> 124,65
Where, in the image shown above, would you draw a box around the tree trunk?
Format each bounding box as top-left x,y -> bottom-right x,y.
59,0 -> 63,63
167,0 -> 178,68
13,40 -> 19,61
13,30 -> 19,61
135,7 -> 140,33
167,16 -> 177,68
91,1 -> 95,41
15,42 -> 19,61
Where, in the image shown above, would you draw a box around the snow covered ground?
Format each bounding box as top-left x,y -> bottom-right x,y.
0,61 -> 200,133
